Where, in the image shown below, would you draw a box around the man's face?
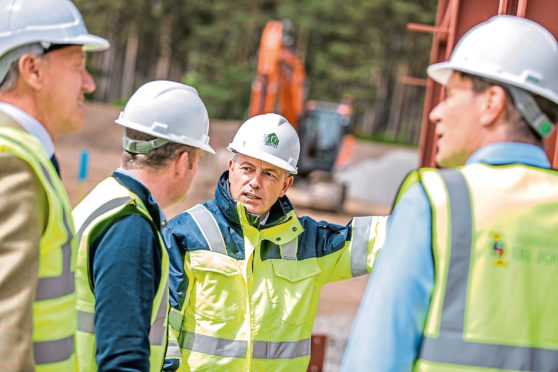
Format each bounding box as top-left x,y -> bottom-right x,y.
228,153 -> 293,219
37,45 -> 95,138
430,72 -> 483,168
171,148 -> 202,206
180,148 -> 201,198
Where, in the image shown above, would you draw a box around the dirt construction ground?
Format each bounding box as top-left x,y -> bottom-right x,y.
56,102 -> 397,370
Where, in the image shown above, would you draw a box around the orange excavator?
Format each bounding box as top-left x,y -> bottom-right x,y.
249,20 -> 355,211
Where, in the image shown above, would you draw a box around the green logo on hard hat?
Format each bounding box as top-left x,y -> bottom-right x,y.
541,121 -> 552,135
264,133 -> 279,148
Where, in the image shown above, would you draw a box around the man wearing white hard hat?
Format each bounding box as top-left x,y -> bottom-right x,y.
72,81 -> 214,371
0,0 -> 108,370
162,113 -> 388,371
342,15 -> 558,371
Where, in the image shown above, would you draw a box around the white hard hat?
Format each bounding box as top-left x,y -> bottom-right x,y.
0,0 -> 109,56
428,15 -> 558,106
0,0 -> 109,83
228,113 -> 300,174
115,80 -> 215,154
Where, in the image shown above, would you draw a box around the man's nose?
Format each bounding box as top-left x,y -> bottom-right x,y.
249,173 -> 263,189
82,69 -> 96,93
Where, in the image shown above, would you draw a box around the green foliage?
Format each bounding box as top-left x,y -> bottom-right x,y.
75,0 -> 437,144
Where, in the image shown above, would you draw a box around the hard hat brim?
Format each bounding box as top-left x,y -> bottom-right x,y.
115,118 -> 216,154
227,144 -> 298,174
427,62 -> 453,85
428,61 -> 558,106
57,34 -> 110,52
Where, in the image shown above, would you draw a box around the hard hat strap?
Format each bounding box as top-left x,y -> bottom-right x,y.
507,86 -> 554,138
123,135 -> 171,154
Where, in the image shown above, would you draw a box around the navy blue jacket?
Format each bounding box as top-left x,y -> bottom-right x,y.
164,170 -> 353,309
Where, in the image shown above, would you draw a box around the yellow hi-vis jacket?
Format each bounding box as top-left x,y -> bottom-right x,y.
395,164 -> 558,371
163,171 -> 388,371
0,126 -> 77,371
73,176 -> 169,371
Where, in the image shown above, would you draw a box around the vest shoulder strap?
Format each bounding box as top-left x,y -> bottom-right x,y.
187,204 -> 227,255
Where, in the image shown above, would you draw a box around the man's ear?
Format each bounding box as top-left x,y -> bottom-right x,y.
17,53 -> 44,90
174,151 -> 190,177
479,85 -> 507,127
279,175 -> 294,197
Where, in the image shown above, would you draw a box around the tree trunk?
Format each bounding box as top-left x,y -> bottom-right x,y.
120,21 -> 140,100
155,14 -> 174,79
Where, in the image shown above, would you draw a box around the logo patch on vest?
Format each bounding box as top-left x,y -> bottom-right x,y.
264,133 -> 279,148
490,232 -> 507,267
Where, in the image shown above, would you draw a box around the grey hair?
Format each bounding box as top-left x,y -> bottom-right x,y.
0,43 -> 46,92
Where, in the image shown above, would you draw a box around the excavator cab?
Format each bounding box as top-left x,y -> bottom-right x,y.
298,100 -> 352,176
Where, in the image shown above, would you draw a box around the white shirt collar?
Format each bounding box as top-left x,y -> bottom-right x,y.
0,102 -> 54,157
260,211 -> 270,225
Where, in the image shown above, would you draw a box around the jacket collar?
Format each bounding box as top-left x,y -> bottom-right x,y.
215,170 -> 295,228
112,168 -> 166,230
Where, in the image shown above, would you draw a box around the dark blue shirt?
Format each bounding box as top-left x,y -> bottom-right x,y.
90,169 -> 164,371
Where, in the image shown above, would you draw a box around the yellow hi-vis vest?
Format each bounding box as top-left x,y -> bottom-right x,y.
73,177 -> 169,371
395,164 -> 558,371
0,126 -> 77,371
169,202 -> 384,371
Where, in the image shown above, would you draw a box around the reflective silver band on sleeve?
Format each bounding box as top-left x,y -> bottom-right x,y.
350,216 -> 373,277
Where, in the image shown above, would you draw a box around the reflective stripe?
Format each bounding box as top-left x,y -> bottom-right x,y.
2,133 -> 77,365
281,239 -> 297,260
253,339 -> 311,359
350,216 -> 372,277
77,196 -> 133,242
188,204 -> 227,254
35,162 -> 76,301
169,307 -> 184,331
421,331 -> 558,370
438,170 -> 472,331
77,286 -> 168,347
178,332 -> 311,360
35,209 -> 75,300
34,335 -> 74,365
77,310 -> 95,334
180,331 -> 247,358
167,337 -> 181,358
149,281 -> 168,346
420,169 -> 558,369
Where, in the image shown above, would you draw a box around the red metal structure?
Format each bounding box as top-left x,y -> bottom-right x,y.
411,0 -> 558,168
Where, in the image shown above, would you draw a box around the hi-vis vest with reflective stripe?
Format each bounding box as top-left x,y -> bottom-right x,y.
396,164 -> 558,371
0,126 -> 77,371
168,202 -> 386,371
73,177 -> 169,371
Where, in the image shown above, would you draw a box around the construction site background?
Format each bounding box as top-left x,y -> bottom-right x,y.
75,0 -> 436,147
57,102 -> 417,371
